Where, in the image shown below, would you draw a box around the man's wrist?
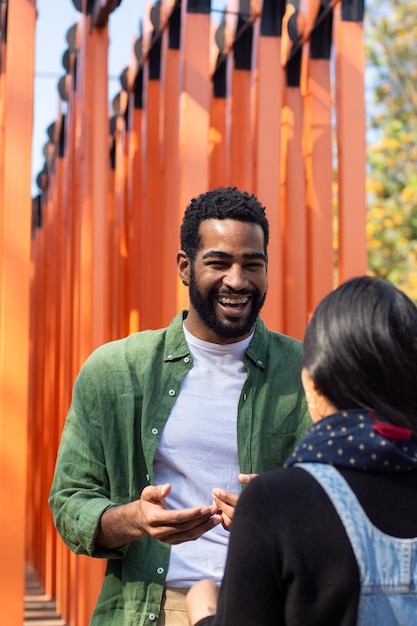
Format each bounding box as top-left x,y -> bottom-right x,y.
96,500 -> 146,549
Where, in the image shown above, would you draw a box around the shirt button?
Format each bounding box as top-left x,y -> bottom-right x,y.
243,393 -> 247,401
157,567 -> 164,574
149,613 -> 156,621
146,474 -> 150,481
184,356 -> 190,363
168,389 -> 176,396
257,359 -> 263,366
151,428 -> 158,435
167,354 -> 173,360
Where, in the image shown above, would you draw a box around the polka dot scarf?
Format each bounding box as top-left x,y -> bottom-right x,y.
285,409 -> 417,472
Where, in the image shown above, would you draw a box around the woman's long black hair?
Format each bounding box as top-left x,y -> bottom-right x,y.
303,276 -> 417,435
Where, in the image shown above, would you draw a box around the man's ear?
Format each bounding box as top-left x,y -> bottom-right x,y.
302,368 -> 322,397
177,250 -> 190,286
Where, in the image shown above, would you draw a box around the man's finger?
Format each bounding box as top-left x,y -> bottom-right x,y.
154,514 -> 222,544
238,473 -> 258,485
211,488 -> 239,507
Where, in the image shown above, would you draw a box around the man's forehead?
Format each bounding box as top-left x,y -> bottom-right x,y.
195,219 -> 266,257
198,218 -> 264,238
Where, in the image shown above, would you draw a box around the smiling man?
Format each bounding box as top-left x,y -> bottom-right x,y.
179,218 -> 267,342
49,187 -> 311,626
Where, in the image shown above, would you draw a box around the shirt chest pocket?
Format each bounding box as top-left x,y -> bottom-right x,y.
262,432 -> 298,470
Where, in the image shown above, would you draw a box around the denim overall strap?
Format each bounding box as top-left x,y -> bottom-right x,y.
296,463 -> 417,625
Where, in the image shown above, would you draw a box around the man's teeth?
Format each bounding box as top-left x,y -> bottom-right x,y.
218,297 -> 249,305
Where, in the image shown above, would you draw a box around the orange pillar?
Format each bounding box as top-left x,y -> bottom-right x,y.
27,200 -> 41,571
0,2 -> 5,196
112,93 -> 130,339
160,1 -> 182,326
140,6 -> 163,329
209,13 -> 230,190
209,51 -> 229,189
108,144 -> 118,341
53,49 -> 78,621
41,146 -> 61,599
55,111 -> 75,624
75,13 -> 111,361
302,1 -> 334,315
28,199 -> 47,577
46,120 -> 67,601
70,9 -> 109,625
127,68 -> 144,334
0,1 -> 36,624
178,0 -> 211,311
280,6 -> 308,340
334,0 -> 367,281
254,0 -> 286,332
229,13 -> 254,191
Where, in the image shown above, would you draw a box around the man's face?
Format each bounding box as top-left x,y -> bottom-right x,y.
179,219 -> 268,344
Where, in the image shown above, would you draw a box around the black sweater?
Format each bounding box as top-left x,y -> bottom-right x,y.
196,466 -> 417,626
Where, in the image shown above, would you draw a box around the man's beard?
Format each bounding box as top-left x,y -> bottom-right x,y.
188,266 -> 266,340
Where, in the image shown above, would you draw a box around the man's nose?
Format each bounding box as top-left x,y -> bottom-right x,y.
223,264 -> 247,290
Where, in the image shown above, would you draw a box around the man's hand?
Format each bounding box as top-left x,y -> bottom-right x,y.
136,483 -> 222,544
212,473 -> 258,530
96,483 -> 222,549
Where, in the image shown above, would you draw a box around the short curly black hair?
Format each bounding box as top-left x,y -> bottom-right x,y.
180,187 -> 269,260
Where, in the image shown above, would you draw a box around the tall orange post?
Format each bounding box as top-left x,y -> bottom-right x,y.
0,1 -> 36,624
52,47 -> 79,619
127,67 -> 144,335
209,11 -> 230,191
209,49 -> 230,189
334,0 -> 367,281
28,200 -> 47,579
55,112 -> 74,623
75,12 -> 111,362
177,0 -> 211,311
41,144 -> 62,599
27,196 -> 41,574
253,0 -> 286,331
109,155 -> 118,342
229,11 -> 254,191
140,4 -> 163,330
302,0 -> 334,316
0,2 -> 6,197
68,7 -> 109,624
280,5 -> 308,340
112,93 -> 130,339
160,0 -> 183,326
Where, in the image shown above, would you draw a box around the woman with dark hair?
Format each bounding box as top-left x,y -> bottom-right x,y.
187,276 -> 417,626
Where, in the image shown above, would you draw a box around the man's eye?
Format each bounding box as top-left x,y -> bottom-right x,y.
246,263 -> 264,269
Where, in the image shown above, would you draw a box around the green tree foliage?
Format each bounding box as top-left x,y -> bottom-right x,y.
366,0 -> 417,300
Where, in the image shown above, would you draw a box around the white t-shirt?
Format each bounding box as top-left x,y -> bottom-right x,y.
153,325 -> 252,586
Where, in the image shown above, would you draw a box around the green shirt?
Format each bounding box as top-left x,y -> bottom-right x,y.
49,312 -> 311,625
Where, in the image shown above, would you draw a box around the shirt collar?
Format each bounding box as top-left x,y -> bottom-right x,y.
163,311 -> 267,368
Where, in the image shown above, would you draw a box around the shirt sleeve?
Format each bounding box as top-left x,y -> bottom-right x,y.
48,356 -> 129,559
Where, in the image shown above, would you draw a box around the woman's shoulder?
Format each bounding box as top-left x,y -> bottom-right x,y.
248,465 -> 321,494
239,466 -> 327,521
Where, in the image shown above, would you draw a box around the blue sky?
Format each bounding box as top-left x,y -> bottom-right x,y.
32,0 -> 144,194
